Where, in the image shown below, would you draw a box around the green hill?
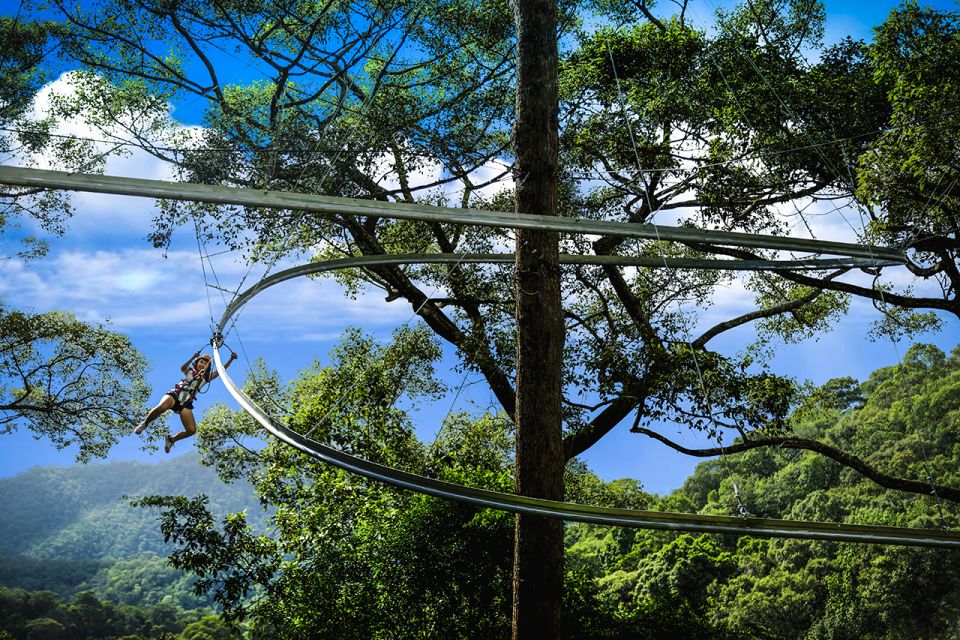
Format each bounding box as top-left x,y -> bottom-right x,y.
0,451 -> 264,560
564,343 -> 960,639
0,452 -> 264,607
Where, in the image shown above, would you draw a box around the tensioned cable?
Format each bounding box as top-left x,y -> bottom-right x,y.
851,174 -> 953,527
194,215 -> 217,332
688,30 -> 843,513
721,1 -> 956,524
687,1 -> 873,246
200,4 -> 480,438
607,32 -> 752,516
209,252 -> 960,548
218,5 -> 430,345
690,0 -> 908,250
6,106 -> 960,178
0,165 -> 908,264
299,251 -> 474,441
704,46 -> 823,242
10,124 -> 955,544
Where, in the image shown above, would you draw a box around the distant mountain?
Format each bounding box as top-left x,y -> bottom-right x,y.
0,452 -> 264,607
0,451 -> 264,560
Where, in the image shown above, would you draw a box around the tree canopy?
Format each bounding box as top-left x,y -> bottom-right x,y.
15,0 -> 955,501
3,0 -> 959,637
135,340 -> 960,638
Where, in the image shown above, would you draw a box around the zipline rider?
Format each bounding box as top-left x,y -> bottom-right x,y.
135,348 -> 237,453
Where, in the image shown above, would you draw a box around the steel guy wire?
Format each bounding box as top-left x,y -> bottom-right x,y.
209,6 -> 486,434
3,104 -> 960,180
301,250 -> 474,440
607,29 -> 751,515
218,6 -> 430,336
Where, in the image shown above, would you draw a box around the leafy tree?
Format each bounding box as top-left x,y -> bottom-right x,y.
680,344 -> 960,639
179,615 -> 238,640
23,617 -> 65,640
858,2 -> 960,287
0,16 -> 152,462
0,586 -> 213,639
16,0 -> 960,636
137,328 -> 516,638
0,308 -> 151,461
0,15 -> 102,260
0,17 -> 58,129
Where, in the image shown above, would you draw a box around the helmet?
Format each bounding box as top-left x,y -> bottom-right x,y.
196,354 -> 212,366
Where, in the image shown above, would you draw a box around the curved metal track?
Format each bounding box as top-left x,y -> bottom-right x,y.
212,253 -> 960,549
0,166 -> 907,264
1,166 -> 944,545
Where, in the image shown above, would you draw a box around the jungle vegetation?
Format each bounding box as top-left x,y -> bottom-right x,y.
0,0 -> 958,637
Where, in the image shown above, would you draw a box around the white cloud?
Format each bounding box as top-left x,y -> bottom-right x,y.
3,72 -> 199,239
21,73 -> 180,176
0,246 -> 411,340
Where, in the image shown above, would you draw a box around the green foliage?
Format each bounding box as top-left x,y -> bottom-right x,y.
0,453 -> 265,561
132,328 -> 512,637
0,586 -> 210,640
286,325 -> 443,468
0,18 -> 57,126
562,342 -> 960,639
180,616 -> 239,640
668,343 -> 960,639
10,332 -> 960,638
0,308 -> 151,462
6,0 -> 959,635
134,494 -> 279,619
858,2 -> 960,251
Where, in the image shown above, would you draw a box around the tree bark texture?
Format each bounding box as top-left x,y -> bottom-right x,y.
512,0 -> 564,638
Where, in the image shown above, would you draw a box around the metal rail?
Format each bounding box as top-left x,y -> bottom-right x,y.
222,254 -> 901,323
3,164 -> 946,544
212,253 -> 960,549
0,165 -> 907,263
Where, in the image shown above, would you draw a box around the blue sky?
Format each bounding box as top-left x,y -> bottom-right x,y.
1,0 -> 958,496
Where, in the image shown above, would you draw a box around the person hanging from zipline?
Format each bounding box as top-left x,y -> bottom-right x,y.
135,349 -> 237,453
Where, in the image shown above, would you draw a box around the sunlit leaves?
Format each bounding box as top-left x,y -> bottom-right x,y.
0,307 -> 151,462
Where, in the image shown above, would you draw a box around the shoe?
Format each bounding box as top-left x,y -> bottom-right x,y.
134,422 -> 146,436
164,435 -> 174,454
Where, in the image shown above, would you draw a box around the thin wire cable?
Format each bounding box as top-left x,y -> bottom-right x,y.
201,5 -> 483,439
194,215 -> 217,333
302,251 -> 472,439
219,6 -> 429,342
607,34 -> 751,515
5,105 -> 960,177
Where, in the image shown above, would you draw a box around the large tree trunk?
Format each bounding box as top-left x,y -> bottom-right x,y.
512,0 -> 564,638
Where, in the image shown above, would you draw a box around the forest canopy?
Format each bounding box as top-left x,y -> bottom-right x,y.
0,0 -> 958,637
126,340 -> 960,639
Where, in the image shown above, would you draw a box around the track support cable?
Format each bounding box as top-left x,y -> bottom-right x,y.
0,166 -> 907,264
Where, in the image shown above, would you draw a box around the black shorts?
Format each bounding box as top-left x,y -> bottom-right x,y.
164,392 -> 195,413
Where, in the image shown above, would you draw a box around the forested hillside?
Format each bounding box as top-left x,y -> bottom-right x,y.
0,587 -> 236,640
0,452 -> 264,609
135,341 -> 960,639
2,343 -> 958,638
0,452 -> 264,560
565,343 -> 960,639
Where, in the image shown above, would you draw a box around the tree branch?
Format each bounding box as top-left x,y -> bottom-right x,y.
691,285 -> 824,347
634,427 -> 960,503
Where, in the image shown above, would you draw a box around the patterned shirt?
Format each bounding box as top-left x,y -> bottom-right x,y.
170,368 -> 211,405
